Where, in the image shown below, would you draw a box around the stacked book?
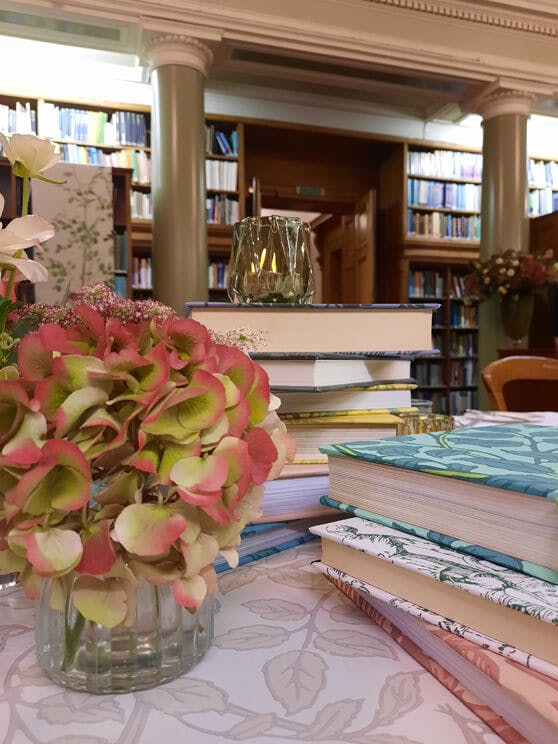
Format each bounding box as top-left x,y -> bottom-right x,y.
186,301 -> 438,563
311,424 -> 558,744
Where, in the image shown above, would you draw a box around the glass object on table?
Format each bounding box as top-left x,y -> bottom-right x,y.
500,294 -> 534,348
36,575 -> 214,693
396,412 -> 455,436
227,215 -> 315,304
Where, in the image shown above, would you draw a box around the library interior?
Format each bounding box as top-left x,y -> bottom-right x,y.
2,3 -> 558,741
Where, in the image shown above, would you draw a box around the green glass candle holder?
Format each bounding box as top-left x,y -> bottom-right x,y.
227,215 -> 315,304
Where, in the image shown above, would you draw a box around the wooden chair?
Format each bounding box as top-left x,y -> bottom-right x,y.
481,355 -> 558,411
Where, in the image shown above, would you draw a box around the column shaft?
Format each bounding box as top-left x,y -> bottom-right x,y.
151,64 -> 207,313
478,110 -> 529,407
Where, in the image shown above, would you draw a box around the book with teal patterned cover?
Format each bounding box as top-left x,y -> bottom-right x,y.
320,424 -> 558,500
320,495 -> 558,584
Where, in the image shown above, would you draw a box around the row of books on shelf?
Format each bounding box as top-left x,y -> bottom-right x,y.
414,361 -> 444,386
205,125 -> 238,157
528,187 -> 558,217
408,270 -> 444,298
407,210 -> 481,240
208,260 -> 229,290
113,231 -> 128,272
132,257 -> 152,289
449,357 -> 477,386
449,330 -> 477,356
407,178 -> 481,211
130,191 -> 152,220
450,303 -> 478,327
0,101 -> 36,136
38,102 -> 148,147
57,144 -> 151,182
205,159 -> 238,192
310,423 -> 558,744
407,149 -> 482,180
528,158 -> 558,189
206,194 -> 239,225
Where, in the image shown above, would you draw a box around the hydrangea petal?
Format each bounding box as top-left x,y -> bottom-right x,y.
25,528 -> 83,577
72,575 -> 128,627
172,573 -> 207,609
76,520 -> 116,576
112,503 -> 186,556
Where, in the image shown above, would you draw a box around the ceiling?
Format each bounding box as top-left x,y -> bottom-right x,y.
210,42 -> 484,123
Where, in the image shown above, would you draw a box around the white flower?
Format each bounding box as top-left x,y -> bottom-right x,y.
0,195 -> 52,282
0,133 -> 61,179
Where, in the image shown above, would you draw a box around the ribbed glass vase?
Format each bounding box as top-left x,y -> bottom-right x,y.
36,576 -> 213,694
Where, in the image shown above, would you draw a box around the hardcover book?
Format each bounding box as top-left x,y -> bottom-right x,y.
257,474 -> 336,523
253,356 -> 412,389
320,495 -> 558,584
320,424 -> 558,570
330,576 -> 555,744
184,302 -> 438,354
286,415 -> 404,463
310,516 -> 558,665
276,383 -> 415,414
315,562 -> 558,681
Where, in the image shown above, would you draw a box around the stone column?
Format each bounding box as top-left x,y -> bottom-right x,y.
473,89 -> 536,407
144,35 -> 213,313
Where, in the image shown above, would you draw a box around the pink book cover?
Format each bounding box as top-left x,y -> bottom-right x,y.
328,576 -> 528,744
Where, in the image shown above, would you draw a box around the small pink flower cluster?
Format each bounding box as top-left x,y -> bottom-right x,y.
14,283 -> 176,330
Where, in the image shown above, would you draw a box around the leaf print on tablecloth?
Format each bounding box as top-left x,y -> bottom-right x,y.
371,671 -> 423,727
329,602 -> 369,625
215,624 -> 290,650
264,650 -> 327,714
243,599 -> 309,622
306,699 -> 363,739
314,629 -> 397,659
37,692 -> 124,724
141,679 -> 228,715
225,713 -> 275,740
270,568 -> 329,591
218,567 -> 259,594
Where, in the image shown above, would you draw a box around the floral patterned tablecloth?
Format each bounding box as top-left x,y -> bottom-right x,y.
0,544 -> 505,744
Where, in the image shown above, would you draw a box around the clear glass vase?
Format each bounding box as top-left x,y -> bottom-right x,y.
36,576 -> 213,694
228,215 -> 315,304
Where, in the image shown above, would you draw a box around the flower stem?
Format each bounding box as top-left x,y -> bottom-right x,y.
62,591 -> 86,672
21,175 -> 30,217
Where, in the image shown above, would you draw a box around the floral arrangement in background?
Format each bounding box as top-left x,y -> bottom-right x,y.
0,133 -> 295,628
464,249 -> 558,302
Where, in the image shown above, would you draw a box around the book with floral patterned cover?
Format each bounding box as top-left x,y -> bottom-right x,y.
319,425 -> 558,570
320,495 -> 558,585
315,561 -> 558,681
329,575 -> 557,744
310,516 -> 558,665
327,576 -> 528,744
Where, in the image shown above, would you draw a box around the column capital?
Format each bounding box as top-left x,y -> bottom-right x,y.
143,34 -> 213,76
465,82 -> 539,121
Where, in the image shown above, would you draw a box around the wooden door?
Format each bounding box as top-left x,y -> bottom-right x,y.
352,189 -> 376,303
313,190 -> 376,303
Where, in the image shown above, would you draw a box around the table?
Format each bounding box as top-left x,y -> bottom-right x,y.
0,544 -> 505,744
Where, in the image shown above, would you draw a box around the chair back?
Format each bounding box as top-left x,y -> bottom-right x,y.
481,355 -> 558,411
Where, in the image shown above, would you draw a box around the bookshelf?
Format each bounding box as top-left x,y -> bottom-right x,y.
528,156 -> 558,217
377,141 -> 482,415
408,262 -> 479,415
